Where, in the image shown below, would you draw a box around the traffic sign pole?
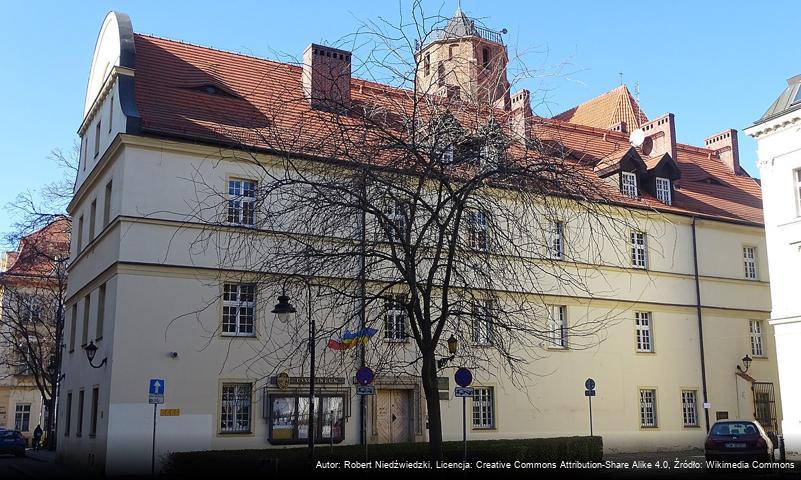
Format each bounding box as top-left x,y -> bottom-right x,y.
584,378 -> 596,437
462,395 -> 467,463
454,367 -> 472,465
152,403 -> 157,477
588,395 -> 593,437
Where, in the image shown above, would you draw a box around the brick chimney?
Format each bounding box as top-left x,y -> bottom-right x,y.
510,89 -> 532,139
302,44 -> 351,113
640,113 -> 677,159
705,129 -> 740,174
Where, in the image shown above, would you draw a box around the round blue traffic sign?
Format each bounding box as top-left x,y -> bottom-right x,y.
454,367 -> 473,387
356,367 -> 374,386
585,378 -> 596,390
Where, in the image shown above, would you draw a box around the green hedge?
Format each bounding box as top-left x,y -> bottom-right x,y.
164,436 -> 602,474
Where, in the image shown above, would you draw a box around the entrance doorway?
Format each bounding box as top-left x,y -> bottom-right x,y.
375,389 -> 412,444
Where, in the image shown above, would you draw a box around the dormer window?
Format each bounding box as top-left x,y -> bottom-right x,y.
441,144 -> 454,166
621,172 -> 638,198
655,177 -> 672,205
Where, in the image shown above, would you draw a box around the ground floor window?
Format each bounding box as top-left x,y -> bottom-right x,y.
681,390 -> 698,427
14,404 -> 31,432
269,394 -> 345,444
220,383 -> 252,433
472,387 -> 495,429
639,389 -> 657,427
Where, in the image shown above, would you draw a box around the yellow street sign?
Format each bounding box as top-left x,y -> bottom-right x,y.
160,408 -> 180,416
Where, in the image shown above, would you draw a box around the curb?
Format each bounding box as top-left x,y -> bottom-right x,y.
8,464 -> 36,479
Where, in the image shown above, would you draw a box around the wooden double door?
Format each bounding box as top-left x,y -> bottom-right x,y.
375,389 -> 413,444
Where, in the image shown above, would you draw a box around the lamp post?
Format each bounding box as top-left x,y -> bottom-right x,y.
736,354 -> 753,373
272,286 -> 317,461
436,334 -> 459,369
83,341 -> 107,368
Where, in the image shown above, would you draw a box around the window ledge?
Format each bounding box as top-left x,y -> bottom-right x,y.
384,338 -> 409,344
683,425 -> 701,429
221,333 -> 257,338
636,350 -> 656,355
219,431 -> 253,435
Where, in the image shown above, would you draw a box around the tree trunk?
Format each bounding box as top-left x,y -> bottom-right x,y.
421,350 -> 443,461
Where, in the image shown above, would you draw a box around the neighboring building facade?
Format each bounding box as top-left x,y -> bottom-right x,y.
0,220 -> 70,446
745,74 -> 801,453
59,11 -> 781,475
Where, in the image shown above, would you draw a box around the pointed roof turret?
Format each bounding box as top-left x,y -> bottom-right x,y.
553,85 -> 647,132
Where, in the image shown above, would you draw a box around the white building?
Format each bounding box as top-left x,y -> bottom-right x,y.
57,11 -> 783,475
745,74 -> 801,453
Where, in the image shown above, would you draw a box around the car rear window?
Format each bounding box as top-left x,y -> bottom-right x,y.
0,430 -> 17,439
711,422 -> 759,436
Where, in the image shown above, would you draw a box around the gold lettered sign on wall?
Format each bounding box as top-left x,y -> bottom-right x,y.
160,408 -> 180,417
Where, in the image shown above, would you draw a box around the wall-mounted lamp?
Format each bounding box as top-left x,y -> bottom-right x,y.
736,354 -> 752,373
84,341 -> 107,369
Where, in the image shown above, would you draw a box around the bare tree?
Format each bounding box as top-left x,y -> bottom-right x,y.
170,4 -> 650,459
1,146 -> 75,448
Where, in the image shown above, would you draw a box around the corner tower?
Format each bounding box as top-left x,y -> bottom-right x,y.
416,9 -> 511,110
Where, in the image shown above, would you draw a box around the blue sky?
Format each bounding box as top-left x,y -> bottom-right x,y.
0,1 -> 795,243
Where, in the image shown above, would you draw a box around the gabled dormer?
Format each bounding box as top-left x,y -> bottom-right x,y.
594,146 -> 647,199
643,153 -> 681,205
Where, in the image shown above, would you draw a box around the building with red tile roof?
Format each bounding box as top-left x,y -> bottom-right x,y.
59,10 -> 779,475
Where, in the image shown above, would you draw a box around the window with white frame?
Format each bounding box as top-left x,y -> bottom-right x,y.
15,404 -> 31,432
749,320 -> 765,357
441,144 -> 454,166
220,383 -> 252,433
631,231 -> 647,268
471,300 -> 493,345
655,177 -> 672,205
472,387 -> 495,429
222,283 -> 256,336
383,201 -> 407,242
639,389 -> 657,427
795,169 -> 801,216
227,179 -> 257,226
622,172 -> 638,198
469,210 -> 489,251
743,247 -> 757,280
548,221 -> 564,259
682,390 -> 698,427
635,312 -> 653,352
547,305 -> 567,348
384,295 -> 407,341
479,144 -> 498,166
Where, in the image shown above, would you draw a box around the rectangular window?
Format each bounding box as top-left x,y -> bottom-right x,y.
77,390 -> 85,436
639,389 -> 657,427
269,394 -> 345,444
90,387 -> 99,436
437,62 -> 445,87
94,121 -> 101,158
82,295 -> 90,347
103,180 -> 113,227
97,284 -> 106,339
622,172 -> 638,198
479,144 -> 499,165
631,231 -> 647,268
222,283 -> 256,336
220,383 -> 252,433
655,177 -> 672,205
108,95 -> 114,132
423,53 -> 430,77
81,136 -> 87,171
77,215 -> 84,253
89,199 -> 97,240
471,300 -> 493,346
750,320 -> 765,357
227,179 -> 257,226
384,295 -> 407,341
469,210 -> 489,252
14,404 -> 31,432
795,169 -> 801,216
635,312 -> 653,352
65,392 -> 72,436
472,387 -> 495,429
548,221 -> 564,259
682,390 -> 698,427
743,246 -> 757,280
69,304 -> 77,352
383,202 -> 406,243
441,144 -> 454,166
547,305 -> 568,348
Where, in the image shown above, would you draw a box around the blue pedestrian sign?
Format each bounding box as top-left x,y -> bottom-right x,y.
149,379 -> 165,404
454,368 -> 473,387
585,378 -> 596,391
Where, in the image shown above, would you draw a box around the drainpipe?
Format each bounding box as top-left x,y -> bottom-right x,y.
692,217 -> 711,432
358,169 -> 367,446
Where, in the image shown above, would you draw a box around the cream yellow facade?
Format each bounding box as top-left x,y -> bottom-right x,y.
57,11 -> 782,477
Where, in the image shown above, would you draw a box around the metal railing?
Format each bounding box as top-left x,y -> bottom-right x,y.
475,25 -> 503,44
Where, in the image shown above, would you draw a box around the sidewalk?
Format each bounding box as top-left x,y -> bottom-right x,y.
7,448 -> 87,479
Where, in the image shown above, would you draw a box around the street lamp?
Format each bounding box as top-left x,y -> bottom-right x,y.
83,341 -> 107,368
272,287 -> 316,461
737,354 -> 753,373
437,334 -> 458,369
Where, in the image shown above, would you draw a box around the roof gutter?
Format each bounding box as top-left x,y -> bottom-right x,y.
692,216 -> 711,433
